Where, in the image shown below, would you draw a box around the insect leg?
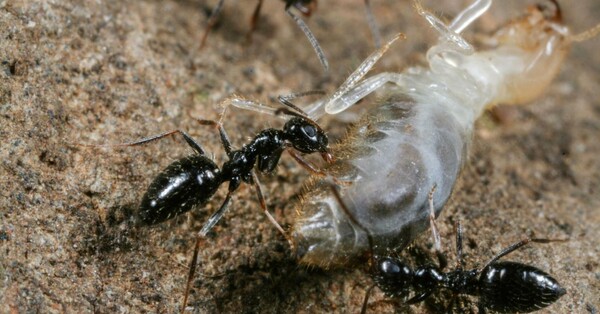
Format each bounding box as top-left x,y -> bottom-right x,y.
199,0 -> 226,49
227,97 -> 286,118
250,170 -> 288,238
478,237 -> 567,273
363,0 -> 382,48
277,90 -> 325,118
413,0 -> 473,53
320,33 -> 405,115
285,9 -> 329,72
360,284 -> 376,314
182,190 -> 233,313
246,0 -> 264,43
194,119 -> 234,157
76,129 -> 206,156
454,220 -> 465,270
570,21 -> 600,42
427,184 -> 441,251
448,0 -> 492,34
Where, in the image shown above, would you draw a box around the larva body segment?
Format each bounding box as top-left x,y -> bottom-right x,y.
291,0 -> 572,267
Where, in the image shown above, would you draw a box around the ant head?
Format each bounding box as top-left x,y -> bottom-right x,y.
284,117 -> 330,155
372,256 -> 413,297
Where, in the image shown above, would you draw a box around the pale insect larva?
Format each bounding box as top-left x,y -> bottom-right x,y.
285,0 -> 598,268
231,0 -> 599,268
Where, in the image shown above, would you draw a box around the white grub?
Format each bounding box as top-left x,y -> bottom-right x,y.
290,0 -> 574,268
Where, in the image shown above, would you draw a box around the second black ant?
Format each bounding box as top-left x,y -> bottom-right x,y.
323,185 -> 567,313
364,221 -> 566,313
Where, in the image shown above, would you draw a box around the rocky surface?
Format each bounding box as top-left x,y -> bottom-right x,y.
1,0 -> 599,313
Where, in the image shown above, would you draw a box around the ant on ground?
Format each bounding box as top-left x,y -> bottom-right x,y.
324,184 -> 567,313
77,92 -> 334,312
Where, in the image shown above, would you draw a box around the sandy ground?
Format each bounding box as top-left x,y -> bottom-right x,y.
1,0 -> 599,313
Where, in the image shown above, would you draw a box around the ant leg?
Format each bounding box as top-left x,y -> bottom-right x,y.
448,0 -> 492,34
360,284 -> 376,314
427,184 -> 441,251
250,171 -> 288,238
181,190 -> 233,313
199,0 -> 226,49
246,0 -> 264,43
405,289 -> 434,304
478,237 -> 567,272
76,129 -> 206,156
285,9 -> 329,72
363,0 -> 382,48
194,119 -> 233,157
455,220 -> 465,270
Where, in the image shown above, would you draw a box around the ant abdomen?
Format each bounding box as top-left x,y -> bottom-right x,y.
139,155 -> 221,225
479,261 -> 566,313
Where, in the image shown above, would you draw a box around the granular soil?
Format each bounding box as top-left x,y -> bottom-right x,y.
1,0 -> 599,313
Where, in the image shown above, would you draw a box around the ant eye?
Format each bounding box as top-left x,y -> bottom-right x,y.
302,125 -> 317,138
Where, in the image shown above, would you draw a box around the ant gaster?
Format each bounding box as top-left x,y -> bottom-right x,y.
366,221 -> 566,313
323,185 -> 566,313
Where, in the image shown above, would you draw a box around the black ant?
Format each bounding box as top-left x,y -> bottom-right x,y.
134,95 -> 331,229
82,93 -> 333,312
364,222 -> 567,313
322,184 -> 567,313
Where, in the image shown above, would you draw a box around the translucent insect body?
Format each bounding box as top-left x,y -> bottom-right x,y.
287,0 -> 578,267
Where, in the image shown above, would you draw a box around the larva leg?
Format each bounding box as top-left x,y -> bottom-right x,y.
228,98 -> 285,118
296,33 -> 404,119
413,1 -> 472,53
448,0 -> 492,34
327,72 -> 404,116
323,33 -> 405,115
